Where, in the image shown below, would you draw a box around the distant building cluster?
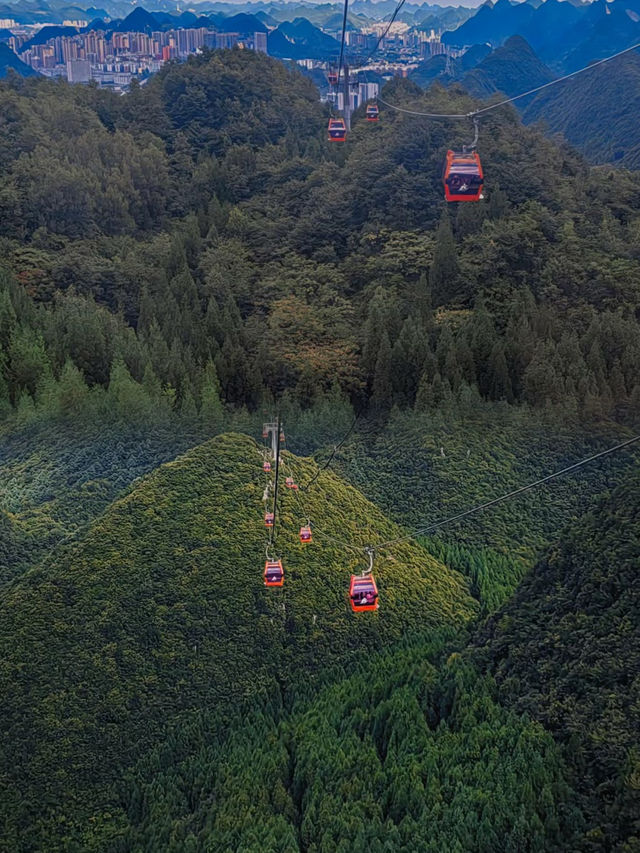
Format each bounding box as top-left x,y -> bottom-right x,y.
7,24 -> 268,90
4,12 -> 455,93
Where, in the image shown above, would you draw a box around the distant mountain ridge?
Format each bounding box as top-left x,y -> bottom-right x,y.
443,0 -> 640,74
0,41 -> 39,75
19,24 -> 78,52
268,17 -> 340,60
410,30 -> 640,168
462,34 -> 555,99
523,47 -> 640,167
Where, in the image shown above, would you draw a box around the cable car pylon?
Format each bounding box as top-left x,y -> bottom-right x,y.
262,416 -> 285,588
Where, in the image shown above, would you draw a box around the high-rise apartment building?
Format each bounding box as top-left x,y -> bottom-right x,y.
67,58 -> 91,82
253,32 -> 267,53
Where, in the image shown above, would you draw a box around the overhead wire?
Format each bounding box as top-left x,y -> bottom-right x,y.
280,452 -> 366,554
369,433 -> 640,553
377,39 -> 640,119
260,429 -> 640,579
268,416 -> 282,550
300,414 -> 360,491
358,0 -> 408,69
336,0 -> 350,90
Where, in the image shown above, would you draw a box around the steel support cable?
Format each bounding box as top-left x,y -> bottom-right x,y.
299,415 -> 360,492
336,0 -> 350,89
377,40 -> 640,119
269,416 -> 282,551
369,434 -> 640,553
281,453 -> 366,553
358,0 -> 408,69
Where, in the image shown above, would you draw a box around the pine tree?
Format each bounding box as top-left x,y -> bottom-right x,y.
390,317 -> 429,405
455,335 -> 476,386
487,185 -> 508,220
200,359 -> 224,431
137,285 -> 156,336
0,287 -> 17,349
106,358 -> 151,422
7,325 -> 50,400
371,331 -> 392,411
429,210 -> 458,306
148,320 -> 171,383
15,390 -> 36,426
487,342 -> 513,402
361,287 -> 401,384
56,359 -> 91,417
523,342 -> 560,407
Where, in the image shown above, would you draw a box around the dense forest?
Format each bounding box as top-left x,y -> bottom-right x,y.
0,47 -> 639,852
1,50 -> 640,426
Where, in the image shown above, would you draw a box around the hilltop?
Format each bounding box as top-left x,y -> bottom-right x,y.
0,432 -> 476,851
268,17 -> 340,60
462,35 -> 555,100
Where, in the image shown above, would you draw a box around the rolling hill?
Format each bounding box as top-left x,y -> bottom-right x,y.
0,432 -> 476,851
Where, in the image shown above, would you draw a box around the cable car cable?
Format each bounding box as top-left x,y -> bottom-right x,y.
281,453 -> 366,553
336,0 -> 350,90
269,415 -> 283,546
300,414 -> 360,491
377,39 -> 640,119
358,0 -> 408,69
368,433 -> 640,553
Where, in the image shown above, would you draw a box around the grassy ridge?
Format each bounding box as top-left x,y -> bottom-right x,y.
0,432 -> 475,851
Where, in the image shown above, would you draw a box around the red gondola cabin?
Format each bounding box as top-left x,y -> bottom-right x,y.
327,70 -> 338,86
263,460 -> 272,473
366,104 -> 379,122
264,559 -> 284,587
349,574 -> 379,612
328,118 -> 347,142
264,512 -> 274,528
285,477 -> 298,490
443,150 -> 484,202
299,525 -> 312,544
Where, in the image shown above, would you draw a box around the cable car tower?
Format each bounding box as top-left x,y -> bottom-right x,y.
262,419 -> 284,462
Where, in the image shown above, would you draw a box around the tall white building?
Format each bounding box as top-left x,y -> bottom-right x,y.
253,31 -> 267,54
67,59 -> 91,82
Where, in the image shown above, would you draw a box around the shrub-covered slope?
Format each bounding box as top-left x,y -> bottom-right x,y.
0,432 -> 475,851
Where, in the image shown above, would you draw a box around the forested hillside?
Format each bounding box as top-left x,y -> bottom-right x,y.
1,47 -> 639,853
1,51 -> 640,430
523,50 -> 640,169
475,476 -> 640,851
0,433 -> 476,851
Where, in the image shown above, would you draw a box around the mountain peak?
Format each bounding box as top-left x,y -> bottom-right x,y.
116,7 -> 157,33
